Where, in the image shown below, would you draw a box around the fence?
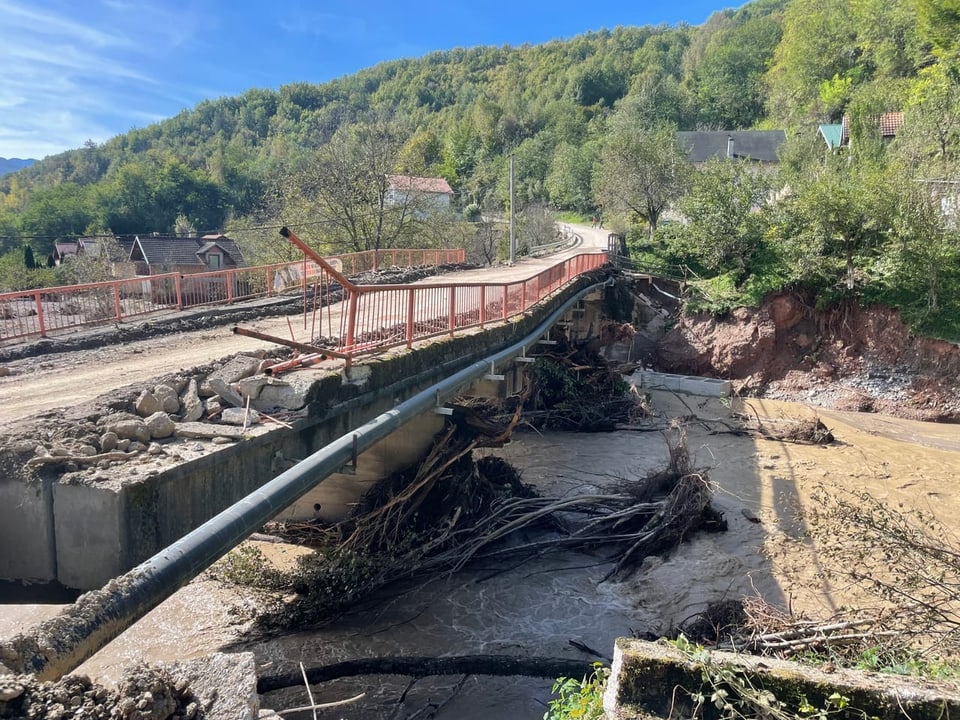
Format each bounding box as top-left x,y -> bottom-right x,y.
0,248 -> 465,345
316,251 -> 609,360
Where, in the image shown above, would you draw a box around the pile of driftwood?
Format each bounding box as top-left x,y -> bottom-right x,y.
256,352 -> 719,629
678,596 -> 902,661
521,336 -> 649,431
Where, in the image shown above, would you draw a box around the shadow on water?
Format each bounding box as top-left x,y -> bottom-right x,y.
0,580 -> 80,603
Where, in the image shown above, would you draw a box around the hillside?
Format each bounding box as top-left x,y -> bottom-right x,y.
0,0 -> 788,251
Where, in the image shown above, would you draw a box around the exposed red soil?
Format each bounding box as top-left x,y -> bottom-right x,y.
656,292 -> 960,423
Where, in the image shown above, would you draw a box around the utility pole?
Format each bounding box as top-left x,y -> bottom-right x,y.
509,153 -> 515,264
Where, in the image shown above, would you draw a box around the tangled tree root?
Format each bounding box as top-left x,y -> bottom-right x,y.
251,417 -> 719,628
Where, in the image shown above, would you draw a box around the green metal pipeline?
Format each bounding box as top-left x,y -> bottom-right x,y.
4,278 -> 610,681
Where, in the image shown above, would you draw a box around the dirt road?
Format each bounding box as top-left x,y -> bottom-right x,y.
0,226 -> 610,428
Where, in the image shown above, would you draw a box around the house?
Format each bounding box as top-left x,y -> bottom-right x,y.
51,241 -> 80,265
677,130 -> 787,166
127,234 -> 246,276
385,174 -> 454,215
819,111 -> 904,151
50,237 -> 135,270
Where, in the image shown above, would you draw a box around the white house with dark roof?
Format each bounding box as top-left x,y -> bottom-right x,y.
385,174 -> 454,215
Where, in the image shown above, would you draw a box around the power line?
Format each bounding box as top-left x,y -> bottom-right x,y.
0,218 -> 341,243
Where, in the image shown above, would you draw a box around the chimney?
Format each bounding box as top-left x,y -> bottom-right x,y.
726,135 -> 735,159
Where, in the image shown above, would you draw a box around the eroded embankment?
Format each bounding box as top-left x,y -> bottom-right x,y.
656,292 -> 960,422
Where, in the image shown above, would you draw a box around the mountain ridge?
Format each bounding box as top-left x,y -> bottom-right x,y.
0,157 -> 36,177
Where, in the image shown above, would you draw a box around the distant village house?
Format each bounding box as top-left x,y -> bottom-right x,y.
677,130 -> 787,167
385,174 -> 454,216
127,233 -> 246,276
818,111 -> 904,151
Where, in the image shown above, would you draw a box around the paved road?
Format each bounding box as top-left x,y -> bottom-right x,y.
0,224 -> 608,426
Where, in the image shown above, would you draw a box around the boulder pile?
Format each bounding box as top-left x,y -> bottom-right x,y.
9,352 -> 319,475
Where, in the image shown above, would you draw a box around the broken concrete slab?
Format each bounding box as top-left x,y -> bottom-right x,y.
200,355 -> 263,397
221,407 -> 260,426
173,422 -> 246,441
237,374 -> 315,411
603,638 -> 960,720
256,375 -> 314,411
209,378 -> 244,408
180,379 -> 204,422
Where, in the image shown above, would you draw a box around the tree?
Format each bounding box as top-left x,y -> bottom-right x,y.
881,175 -> 960,316
674,158 -> 773,274
691,16 -> 783,129
294,119 -> 421,254
546,141 -> 595,213
777,157 -> 894,292
516,203 -> 558,254
595,120 -> 690,241
897,64 -> 960,174
764,0 -> 859,122
916,0 -> 960,58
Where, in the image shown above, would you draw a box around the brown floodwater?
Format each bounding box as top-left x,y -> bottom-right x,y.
4,392 -> 960,718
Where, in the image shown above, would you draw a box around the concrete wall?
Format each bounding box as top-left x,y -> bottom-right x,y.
0,462 -> 56,583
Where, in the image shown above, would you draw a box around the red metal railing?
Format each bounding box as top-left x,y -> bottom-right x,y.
0,248 -> 465,345
317,251 -> 609,359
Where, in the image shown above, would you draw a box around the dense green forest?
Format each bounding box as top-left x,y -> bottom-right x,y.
2,0 -> 959,338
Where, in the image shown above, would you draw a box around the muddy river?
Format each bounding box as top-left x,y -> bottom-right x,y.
3,393 -> 960,718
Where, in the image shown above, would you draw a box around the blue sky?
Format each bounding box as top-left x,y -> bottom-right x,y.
0,0 -> 732,160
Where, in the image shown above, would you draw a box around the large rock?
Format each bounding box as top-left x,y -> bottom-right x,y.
180,379 -> 204,422
100,432 -> 119,452
134,390 -> 161,417
200,355 -> 263,397
103,417 -> 151,444
154,384 -> 181,414
220,407 -> 260,426
144,411 -> 175,439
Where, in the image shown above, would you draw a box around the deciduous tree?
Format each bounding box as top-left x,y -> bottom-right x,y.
595,120 -> 690,241
674,158 -> 773,274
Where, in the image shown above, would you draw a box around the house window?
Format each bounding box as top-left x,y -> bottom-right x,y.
207,253 -> 222,269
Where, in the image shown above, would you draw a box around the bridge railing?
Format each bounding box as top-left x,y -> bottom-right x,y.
0,248 -> 465,345
337,251 -> 609,357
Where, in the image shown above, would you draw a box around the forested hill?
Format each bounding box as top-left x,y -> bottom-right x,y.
0,0 -> 950,270
3,0 -> 792,248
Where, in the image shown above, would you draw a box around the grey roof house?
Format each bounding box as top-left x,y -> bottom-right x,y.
677,130 -> 787,165
128,234 -> 246,275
